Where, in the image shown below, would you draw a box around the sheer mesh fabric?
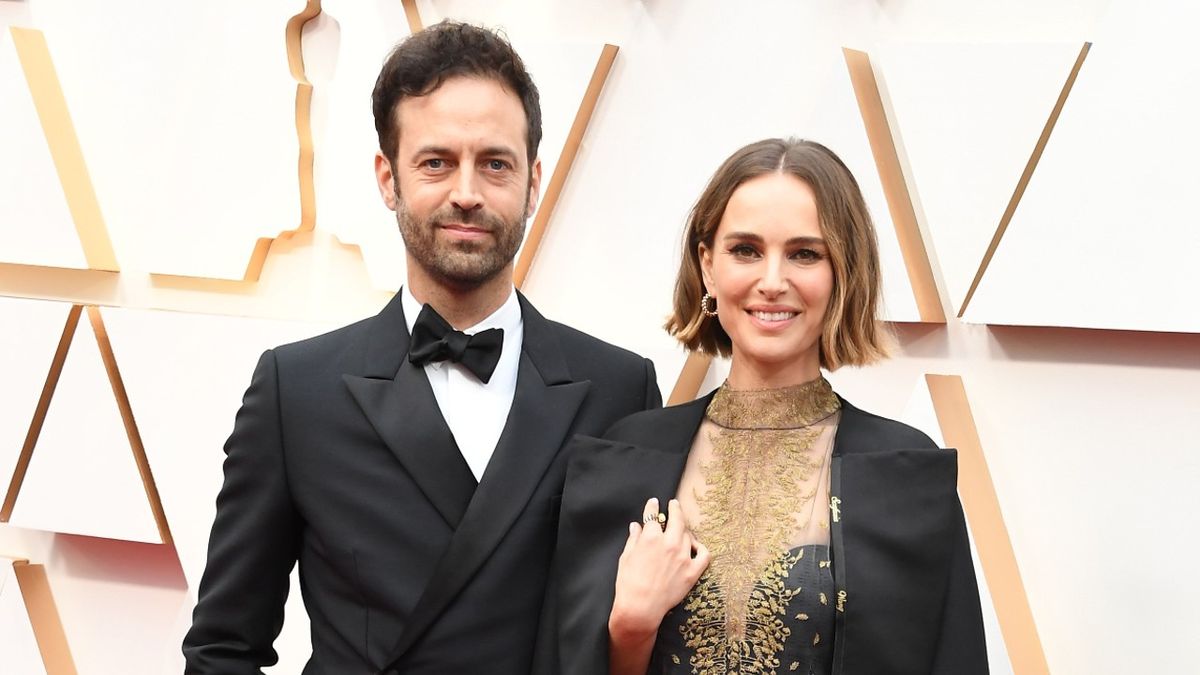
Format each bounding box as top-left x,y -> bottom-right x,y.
651,378 -> 839,675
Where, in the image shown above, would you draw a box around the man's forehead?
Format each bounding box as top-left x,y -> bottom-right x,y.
397,77 -> 523,123
394,77 -> 530,159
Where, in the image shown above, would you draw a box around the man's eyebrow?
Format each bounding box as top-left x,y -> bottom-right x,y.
410,145 -> 452,160
409,145 -> 520,161
479,145 -> 519,160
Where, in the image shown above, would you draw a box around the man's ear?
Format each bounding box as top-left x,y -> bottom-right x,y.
525,157 -> 543,218
375,151 -> 398,211
699,242 -> 716,294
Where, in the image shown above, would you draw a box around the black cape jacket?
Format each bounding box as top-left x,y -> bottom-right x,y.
536,392 -> 989,675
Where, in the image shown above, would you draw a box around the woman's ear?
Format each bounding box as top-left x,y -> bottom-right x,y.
699,242 -> 715,295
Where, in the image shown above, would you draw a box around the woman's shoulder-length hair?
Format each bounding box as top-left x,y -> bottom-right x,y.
664,137 -> 890,371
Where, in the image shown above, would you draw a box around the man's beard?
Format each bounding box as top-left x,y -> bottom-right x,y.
393,187 -> 527,288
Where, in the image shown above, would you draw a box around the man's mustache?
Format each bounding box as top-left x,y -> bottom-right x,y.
428,207 -> 502,231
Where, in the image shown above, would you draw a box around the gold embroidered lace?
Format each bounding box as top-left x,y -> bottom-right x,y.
663,377 -> 841,675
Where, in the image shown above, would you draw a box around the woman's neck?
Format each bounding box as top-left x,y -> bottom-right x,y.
725,352 -> 821,390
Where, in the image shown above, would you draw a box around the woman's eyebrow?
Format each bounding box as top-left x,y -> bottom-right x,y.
787,236 -> 826,246
721,232 -> 826,246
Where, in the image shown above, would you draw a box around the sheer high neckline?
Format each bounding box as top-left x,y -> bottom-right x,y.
668,376 -> 842,666
707,376 -> 841,430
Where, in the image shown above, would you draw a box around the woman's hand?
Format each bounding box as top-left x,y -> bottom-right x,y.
608,498 -> 710,674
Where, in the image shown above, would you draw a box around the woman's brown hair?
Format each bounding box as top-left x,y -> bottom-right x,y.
665,138 -> 888,370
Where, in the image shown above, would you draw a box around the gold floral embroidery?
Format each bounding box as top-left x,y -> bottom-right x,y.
706,378 -> 838,430
693,425 -> 822,640
681,549 -> 801,674
675,378 -> 840,674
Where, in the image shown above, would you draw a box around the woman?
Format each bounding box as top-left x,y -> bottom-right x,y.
543,138 -> 988,674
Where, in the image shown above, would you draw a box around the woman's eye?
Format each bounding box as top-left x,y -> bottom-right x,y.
792,248 -> 825,262
729,244 -> 759,259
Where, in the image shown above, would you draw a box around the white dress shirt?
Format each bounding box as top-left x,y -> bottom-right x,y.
401,285 -> 523,481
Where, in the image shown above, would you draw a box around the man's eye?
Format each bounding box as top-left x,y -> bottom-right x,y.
486,159 -> 510,171
423,158 -> 445,169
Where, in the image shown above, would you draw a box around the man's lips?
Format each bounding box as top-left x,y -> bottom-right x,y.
438,223 -> 491,239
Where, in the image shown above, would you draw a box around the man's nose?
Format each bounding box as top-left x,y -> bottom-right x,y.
449,166 -> 483,212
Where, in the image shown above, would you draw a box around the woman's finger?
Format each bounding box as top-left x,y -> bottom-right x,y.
641,497 -> 659,527
621,522 -> 640,557
665,498 -> 684,540
640,497 -> 662,537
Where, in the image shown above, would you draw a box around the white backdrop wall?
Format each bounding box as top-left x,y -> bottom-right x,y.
2,1 -> 1198,673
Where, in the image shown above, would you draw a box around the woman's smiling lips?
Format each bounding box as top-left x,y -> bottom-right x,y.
746,305 -> 800,330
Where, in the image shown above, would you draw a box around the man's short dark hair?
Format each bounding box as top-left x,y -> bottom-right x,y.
372,20 -> 542,166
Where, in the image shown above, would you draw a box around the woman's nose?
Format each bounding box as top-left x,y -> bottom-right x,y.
757,256 -> 788,296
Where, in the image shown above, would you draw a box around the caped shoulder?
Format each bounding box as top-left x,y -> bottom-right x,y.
602,393 -> 712,450
836,397 -> 939,453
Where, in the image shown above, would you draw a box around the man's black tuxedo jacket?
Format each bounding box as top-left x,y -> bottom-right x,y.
182,292 -> 661,674
538,392 -> 989,675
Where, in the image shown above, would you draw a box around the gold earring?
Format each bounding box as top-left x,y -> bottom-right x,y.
701,293 -> 718,318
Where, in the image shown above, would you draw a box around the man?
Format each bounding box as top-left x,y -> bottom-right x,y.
183,21 -> 660,674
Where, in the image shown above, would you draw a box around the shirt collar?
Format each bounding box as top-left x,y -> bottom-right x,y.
401,285 -> 523,337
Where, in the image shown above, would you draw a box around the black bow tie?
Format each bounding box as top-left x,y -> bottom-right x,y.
407,304 -> 504,384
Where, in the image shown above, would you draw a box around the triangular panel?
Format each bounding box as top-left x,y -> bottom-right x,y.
6,309 -> 164,543
0,298 -> 76,505
101,307 -> 337,589
18,4 -> 302,279
806,54 -> 926,323
0,558 -> 75,674
0,28 -> 87,269
965,0 -> 1200,332
878,42 -> 1085,311
0,560 -> 49,674
508,38 -> 610,232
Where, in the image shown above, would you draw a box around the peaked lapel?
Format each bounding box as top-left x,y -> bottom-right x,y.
380,294 -> 591,670
343,293 -> 477,529
553,395 -> 711,675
